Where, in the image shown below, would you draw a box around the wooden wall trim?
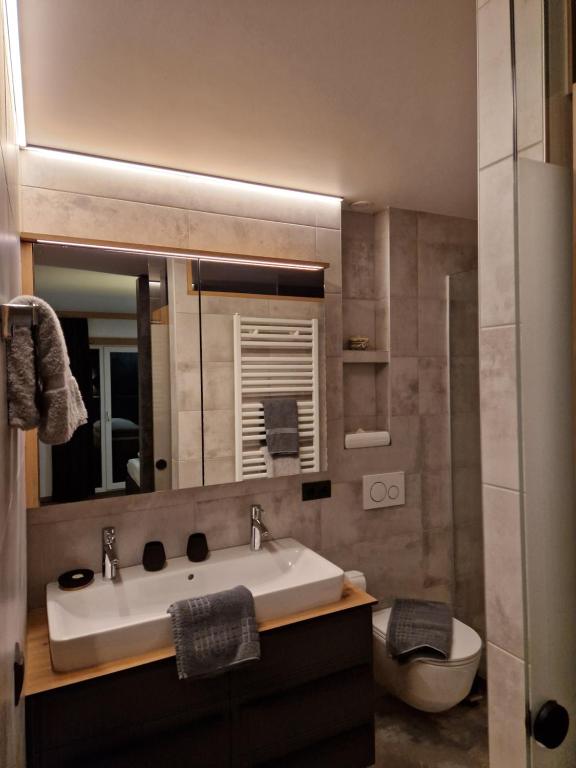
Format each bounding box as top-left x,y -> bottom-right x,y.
22,233 -> 329,270
21,242 -> 39,509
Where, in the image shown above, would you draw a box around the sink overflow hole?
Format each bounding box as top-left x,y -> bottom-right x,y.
187,574 -> 195,580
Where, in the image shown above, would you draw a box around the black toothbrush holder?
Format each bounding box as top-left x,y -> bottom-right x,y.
187,533 -> 208,562
142,541 -> 166,571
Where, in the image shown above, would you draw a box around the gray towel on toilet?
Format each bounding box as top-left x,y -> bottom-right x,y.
167,585 -> 260,680
386,599 -> 453,662
263,397 -> 299,455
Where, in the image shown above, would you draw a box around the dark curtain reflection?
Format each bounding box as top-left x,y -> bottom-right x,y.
51,318 -> 96,503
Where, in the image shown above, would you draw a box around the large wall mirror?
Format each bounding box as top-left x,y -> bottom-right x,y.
30,242 -> 327,506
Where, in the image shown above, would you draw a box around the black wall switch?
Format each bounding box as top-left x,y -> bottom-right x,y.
302,480 -> 331,502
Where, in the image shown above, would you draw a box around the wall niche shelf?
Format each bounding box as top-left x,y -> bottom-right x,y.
342,350 -> 389,365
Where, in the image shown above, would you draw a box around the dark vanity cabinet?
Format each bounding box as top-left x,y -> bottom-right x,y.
26,606 -> 375,767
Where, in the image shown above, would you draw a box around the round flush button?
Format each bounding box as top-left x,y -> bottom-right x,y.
370,482 -> 387,502
388,485 -> 400,501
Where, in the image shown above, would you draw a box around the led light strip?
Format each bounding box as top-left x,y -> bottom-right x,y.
26,146 -> 343,205
35,239 -> 325,271
4,0 -> 26,146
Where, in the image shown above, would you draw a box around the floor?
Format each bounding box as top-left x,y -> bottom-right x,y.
373,690 -> 488,768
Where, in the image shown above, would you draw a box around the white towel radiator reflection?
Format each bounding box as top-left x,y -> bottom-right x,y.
233,314 -> 320,481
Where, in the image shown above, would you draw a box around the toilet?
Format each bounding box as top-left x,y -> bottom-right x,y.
345,571 -> 482,713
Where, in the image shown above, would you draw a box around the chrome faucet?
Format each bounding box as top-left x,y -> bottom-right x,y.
250,504 -> 271,551
102,526 -> 120,581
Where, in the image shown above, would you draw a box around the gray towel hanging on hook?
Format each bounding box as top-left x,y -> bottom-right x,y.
6,296 -> 88,444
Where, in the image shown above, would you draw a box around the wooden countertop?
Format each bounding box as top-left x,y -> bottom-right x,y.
25,582 -> 377,696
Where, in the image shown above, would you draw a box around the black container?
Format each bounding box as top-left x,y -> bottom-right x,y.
142,541 -> 166,571
187,533 -> 209,562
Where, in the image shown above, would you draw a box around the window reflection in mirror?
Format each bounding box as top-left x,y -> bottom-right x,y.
33,243 -> 172,505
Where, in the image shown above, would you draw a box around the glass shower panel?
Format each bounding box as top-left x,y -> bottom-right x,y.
448,271 -> 485,649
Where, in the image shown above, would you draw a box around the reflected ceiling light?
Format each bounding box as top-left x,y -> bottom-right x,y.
25,146 -> 343,205
4,0 -> 26,146
35,240 -> 326,271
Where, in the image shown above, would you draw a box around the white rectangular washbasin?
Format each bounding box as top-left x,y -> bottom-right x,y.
47,538 -> 344,672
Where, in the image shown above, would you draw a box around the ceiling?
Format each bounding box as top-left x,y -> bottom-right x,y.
19,0 -> 477,218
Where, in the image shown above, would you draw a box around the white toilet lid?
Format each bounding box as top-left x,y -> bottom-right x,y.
372,607 -> 482,664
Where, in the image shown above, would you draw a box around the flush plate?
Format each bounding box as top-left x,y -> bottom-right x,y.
363,472 -> 405,510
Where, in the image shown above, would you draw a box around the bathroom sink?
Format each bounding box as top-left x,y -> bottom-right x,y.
46,538 -> 344,672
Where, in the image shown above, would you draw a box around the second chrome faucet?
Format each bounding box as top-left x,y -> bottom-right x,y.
250,504 -> 272,551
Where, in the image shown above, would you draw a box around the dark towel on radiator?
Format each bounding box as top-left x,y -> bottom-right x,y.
386,599 -> 453,662
263,397 -> 299,455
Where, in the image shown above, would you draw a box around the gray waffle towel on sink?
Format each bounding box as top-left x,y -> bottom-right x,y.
263,397 -> 299,455
167,585 -> 260,680
386,599 -> 453,662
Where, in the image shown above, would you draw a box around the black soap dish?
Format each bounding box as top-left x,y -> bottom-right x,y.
58,568 -> 94,591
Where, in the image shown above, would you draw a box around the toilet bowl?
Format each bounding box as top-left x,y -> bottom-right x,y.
345,571 -> 482,713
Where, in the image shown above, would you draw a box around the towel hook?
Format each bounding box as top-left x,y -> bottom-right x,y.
1,304 -> 39,341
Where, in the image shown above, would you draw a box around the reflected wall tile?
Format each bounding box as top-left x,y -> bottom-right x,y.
478,0 -> 514,168
202,363 -> 234,411
391,357 -> 419,416
175,312 -> 201,362
203,410 -> 235,459
479,326 -> 520,489
200,295 -> 269,317
176,411 -> 203,461
174,459 -> 203,490
479,158 -> 516,327
487,644 -> 527,768
204,458 -> 236,486
483,485 -> 524,658
175,362 -> 202,412
200,314 -> 234,362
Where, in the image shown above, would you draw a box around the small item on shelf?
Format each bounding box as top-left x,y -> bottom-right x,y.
344,429 -> 391,449
142,541 -> 166,572
57,568 -> 94,591
348,335 -> 370,350
187,532 -> 209,562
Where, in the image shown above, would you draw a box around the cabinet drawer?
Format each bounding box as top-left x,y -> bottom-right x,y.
257,724 -> 375,768
40,713 -> 229,768
232,606 -> 372,701
235,664 -> 374,766
30,658 -> 228,749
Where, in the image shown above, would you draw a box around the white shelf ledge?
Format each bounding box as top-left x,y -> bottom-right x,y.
342,350 -> 389,364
